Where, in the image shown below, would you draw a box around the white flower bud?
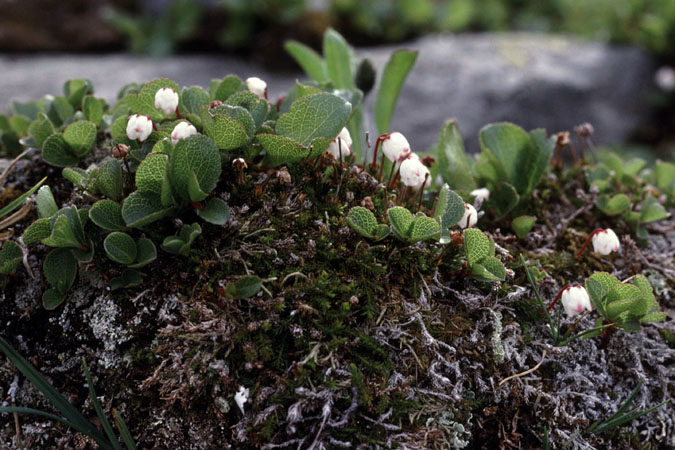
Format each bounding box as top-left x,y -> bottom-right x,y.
399,156 -> 430,188
126,114 -> 153,142
655,66 -> 675,91
327,127 -> 352,160
170,121 -> 197,144
382,132 -> 411,162
561,285 -> 592,317
470,188 -> 490,207
246,77 -> 267,98
459,203 -> 478,229
234,385 -> 249,414
591,228 -> 620,255
154,87 -> 179,115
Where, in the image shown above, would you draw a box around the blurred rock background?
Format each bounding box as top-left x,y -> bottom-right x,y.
1,0 -> 674,154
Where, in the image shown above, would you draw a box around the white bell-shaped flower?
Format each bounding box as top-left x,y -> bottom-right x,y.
591,228 -> 620,255
126,114 -> 153,142
234,385 -> 249,414
171,121 -> 198,144
459,203 -> 478,229
561,285 -> 592,317
154,87 -> 179,115
327,127 -> 352,160
246,77 -> 267,98
399,155 -> 431,188
382,132 -> 411,163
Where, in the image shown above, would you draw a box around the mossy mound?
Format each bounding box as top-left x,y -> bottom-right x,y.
0,140 -> 673,448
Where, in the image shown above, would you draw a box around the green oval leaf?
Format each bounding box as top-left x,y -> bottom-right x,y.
275,93 -> 351,147
42,134 -> 79,168
104,232 -> 137,265
63,121 -> 97,157
89,200 -> 126,231
196,197 -> 230,225
464,228 -> 490,265
168,135 -> 221,202
43,248 -> 77,296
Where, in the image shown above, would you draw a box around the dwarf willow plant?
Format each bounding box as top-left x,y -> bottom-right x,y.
588,152 -> 671,239
347,183 -> 465,244
12,67 -> 357,304
0,153 -> 46,285
522,255 -> 666,345
286,27 -> 417,159
0,79 -> 105,161
347,183 -> 507,282
434,120 -> 555,237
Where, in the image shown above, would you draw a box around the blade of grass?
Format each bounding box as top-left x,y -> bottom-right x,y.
374,50 -> 418,135
520,255 -> 557,342
284,41 -> 328,83
0,177 -> 46,219
0,336 -> 109,446
83,358 -> 122,450
590,400 -> 668,434
0,407 -> 114,450
114,409 -> 138,450
323,28 -> 355,90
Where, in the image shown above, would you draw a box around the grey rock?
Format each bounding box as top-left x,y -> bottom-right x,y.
0,53 -> 299,110
0,32 -> 657,153
361,32 -> 657,151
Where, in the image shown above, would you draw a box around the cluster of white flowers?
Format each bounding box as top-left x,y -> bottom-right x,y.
379,132 -> 429,189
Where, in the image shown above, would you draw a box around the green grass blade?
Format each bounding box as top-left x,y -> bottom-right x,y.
591,400 -> 668,434
374,50 -> 418,135
520,255 -> 555,339
612,382 -> 642,418
83,358 -> 122,450
0,406 -> 66,423
0,176 -> 46,218
323,28 -> 355,90
0,336 -> 109,446
114,409 -> 138,450
284,41 -> 327,82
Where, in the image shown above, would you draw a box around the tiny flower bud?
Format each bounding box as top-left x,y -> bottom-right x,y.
246,77 -> 267,98
561,285 -> 592,317
126,114 -> 153,142
154,87 -> 179,115
277,169 -> 292,184
170,121 -> 197,144
327,127 -> 352,160
210,100 -> 223,108
591,228 -> 620,255
471,188 -> 490,206
234,385 -> 249,414
655,66 -> 675,91
361,196 -> 375,210
381,132 -> 411,163
232,157 -> 247,170
112,143 -> 129,159
459,203 -> 478,229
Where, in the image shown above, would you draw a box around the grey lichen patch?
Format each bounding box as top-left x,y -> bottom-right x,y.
490,310 -> 505,364
83,294 -> 129,369
432,409 -> 472,448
